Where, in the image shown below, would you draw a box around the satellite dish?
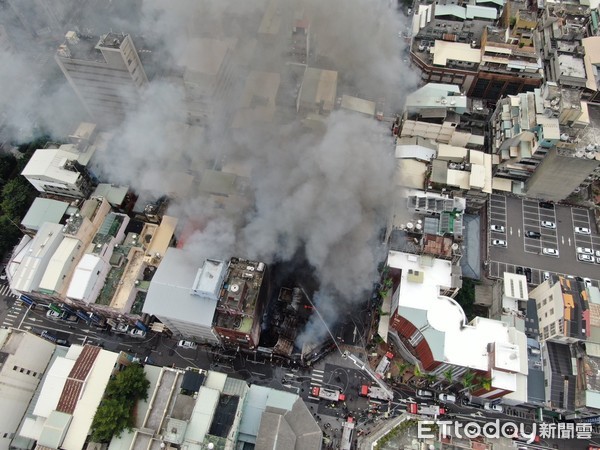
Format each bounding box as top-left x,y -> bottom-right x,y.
230,284 -> 240,293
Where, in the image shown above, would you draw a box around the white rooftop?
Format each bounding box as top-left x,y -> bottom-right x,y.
388,251 -> 528,377
11,222 -> 65,293
66,254 -> 104,301
432,40 -> 481,67
192,259 -> 226,300
21,149 -> 80,184
38,237 -> 81,294
503,273 -> 529,301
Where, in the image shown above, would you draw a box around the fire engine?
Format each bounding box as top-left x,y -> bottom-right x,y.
407,402 -> 446,417
311,386 -> 346,402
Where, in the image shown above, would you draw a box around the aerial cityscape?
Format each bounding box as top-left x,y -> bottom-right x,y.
0,0 -> 599,449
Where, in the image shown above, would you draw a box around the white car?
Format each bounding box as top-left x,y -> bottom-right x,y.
575,227 -> 591,235
113,323 -> 130,334
541,221 -> 556,229
542,248 -> 559,256
492,239 -> 507,247
438,393 -> 456,403
578,254 -> 594,263
129,328 -> 147,338
490,225 -> 505,233
596,250 -> 600,257
483,403 -> 504,413
178,340 -> 198,350
46,310 -> 62,320
583,278 -> 592,287
577,247 -> 593,255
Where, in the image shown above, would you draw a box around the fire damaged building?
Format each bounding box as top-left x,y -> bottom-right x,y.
212,258 -> 269,350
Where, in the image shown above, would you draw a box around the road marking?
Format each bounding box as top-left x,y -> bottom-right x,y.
561,236 -> 564,244
6,313 -> 17,318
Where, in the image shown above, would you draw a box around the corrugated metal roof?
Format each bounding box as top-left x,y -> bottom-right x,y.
21,198 -> 69,231
57,345 -> 100,414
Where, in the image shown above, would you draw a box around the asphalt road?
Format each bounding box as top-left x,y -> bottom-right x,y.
488,194 -> 600,285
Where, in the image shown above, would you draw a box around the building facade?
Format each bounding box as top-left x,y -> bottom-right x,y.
55,31 -> 148,126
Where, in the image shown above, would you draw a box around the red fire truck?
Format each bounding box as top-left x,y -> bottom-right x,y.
312,386 -> 346,402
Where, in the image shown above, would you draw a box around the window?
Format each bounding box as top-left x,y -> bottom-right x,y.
543,298 -> 547,306
13,366 -> 17,371
549,323 -> 556,335
549,308 -> 554,315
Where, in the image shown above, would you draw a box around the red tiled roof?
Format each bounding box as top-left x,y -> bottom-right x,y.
56,345 -> 101,414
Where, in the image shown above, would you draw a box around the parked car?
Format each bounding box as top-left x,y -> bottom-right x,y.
416,389 -> 434,399
490,225 -> 505,233
438,393 -> 456,403
575,227 -> 591,235
576,247 -> 593,255
542,248 -> 559,257
129,328 -> 147,338
492,239 -> 507,247
543,271 -> 550,281
541,221 -> 556,229
539,201 -> 553,209
483,402 -> 504,413
524,268 -> 532,283
46,310 -> 62,320
525,230 -> 541,239
596,250 -> 600,257
578,254 -> 594,263
583,278 -> 592,287
178,340 -> 198,350
113,323 -> 130,334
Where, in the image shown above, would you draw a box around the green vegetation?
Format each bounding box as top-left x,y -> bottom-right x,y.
90,363 -> 150,442
374,419 -> 420,450
0,137 -> 49,257
454,278 -> 478,322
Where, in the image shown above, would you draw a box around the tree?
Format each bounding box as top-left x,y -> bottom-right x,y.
90,398 -> 133,442
106,363 -> 150,401
90,364 -> 149,443
1,177 -> 36,219
443,368 -> 454,385
476,375 -> 493,391
0,215 -> 22,256
0,155 -> 16,186
460,370 -> 476,394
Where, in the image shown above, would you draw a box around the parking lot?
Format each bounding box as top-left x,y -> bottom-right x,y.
488,194 -> 600,287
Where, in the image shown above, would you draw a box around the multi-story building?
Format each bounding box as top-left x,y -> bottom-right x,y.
177,38 -> 235,125
471,26 -> 543,100
13,344 -> 125,450
66,212 -> 129,305
10,222 -> 65,296
384,250 -> 529,403
55,31 -> 148,125
410,10 -> 542,100
6,0 -> 75,38
104,366 -> 321,450
489,90 -> 560,184
529,275 -> 589,343
525,144 -> 600,200
21,148 -> 94,199
213,258 -> 269,350
0,328 -> 56,450
143,249 -> 225,344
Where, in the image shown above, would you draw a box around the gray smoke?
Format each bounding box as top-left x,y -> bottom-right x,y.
0,0 -> 418,344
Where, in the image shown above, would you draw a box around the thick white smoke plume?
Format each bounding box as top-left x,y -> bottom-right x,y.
0,0 -> 419,345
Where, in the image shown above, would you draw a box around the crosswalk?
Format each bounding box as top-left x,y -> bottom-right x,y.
311,368 -> 324,387
2,303 -> 24,328
0,284 -> 17,298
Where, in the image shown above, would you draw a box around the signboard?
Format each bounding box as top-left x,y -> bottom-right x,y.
20,295 -> 35,306
76,311 -> 91,322
135,320 -> 148,331
578,416 -> 600,425
49,303 -> 62,314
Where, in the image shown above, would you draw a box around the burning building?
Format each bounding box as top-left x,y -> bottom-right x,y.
212,258 -> 269,350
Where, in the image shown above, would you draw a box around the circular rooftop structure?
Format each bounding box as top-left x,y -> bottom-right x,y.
427,296 -> 466,332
